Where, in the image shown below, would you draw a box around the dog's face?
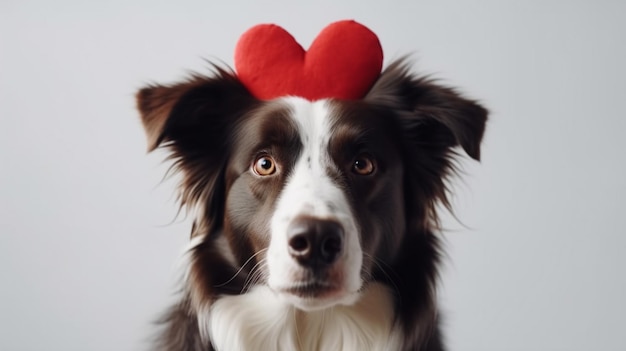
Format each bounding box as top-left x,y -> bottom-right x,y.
222,97 -> 407,310
136,61 -> 486,313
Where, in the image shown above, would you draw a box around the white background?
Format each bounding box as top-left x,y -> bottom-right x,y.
1,1 -> 625,350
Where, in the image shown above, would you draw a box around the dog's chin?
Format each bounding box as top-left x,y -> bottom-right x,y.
273,282 -> 360,311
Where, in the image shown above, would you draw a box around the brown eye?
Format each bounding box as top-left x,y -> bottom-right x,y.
352,155 -> 375,175
253,156 -> 276,176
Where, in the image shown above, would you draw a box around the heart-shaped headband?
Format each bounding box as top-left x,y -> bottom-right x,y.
234,20 -> 383,101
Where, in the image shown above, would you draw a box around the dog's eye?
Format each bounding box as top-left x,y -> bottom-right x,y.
352,155 -> 375,175
253,156 -> 277,176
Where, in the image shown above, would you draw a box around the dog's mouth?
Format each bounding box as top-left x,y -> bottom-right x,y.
279,280 -> 338,298
272,278 -> 361,311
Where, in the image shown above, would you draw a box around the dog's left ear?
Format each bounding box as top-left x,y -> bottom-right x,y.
366,60 -> 487,160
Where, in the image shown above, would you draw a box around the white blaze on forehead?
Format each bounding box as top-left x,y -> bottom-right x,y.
279,97 -> 339,214
271,97 -> 341,220
266,97 -> 363,308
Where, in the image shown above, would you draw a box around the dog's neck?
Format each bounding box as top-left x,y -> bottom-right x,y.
202,283 -> 402,351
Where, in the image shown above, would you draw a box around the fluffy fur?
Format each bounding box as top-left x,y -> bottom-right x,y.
136,59 -> 487,351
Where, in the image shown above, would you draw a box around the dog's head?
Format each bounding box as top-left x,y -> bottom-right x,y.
136,60 -> 486,312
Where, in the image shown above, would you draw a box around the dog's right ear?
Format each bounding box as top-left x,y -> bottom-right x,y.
135,68 -> 258,236
136,78 -> 202,152
136,68 -> 257,152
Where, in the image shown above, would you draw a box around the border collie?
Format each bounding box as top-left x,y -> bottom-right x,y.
136,59 -> 487,351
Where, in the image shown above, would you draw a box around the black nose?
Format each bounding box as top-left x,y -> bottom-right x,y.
287,217 -> 344,266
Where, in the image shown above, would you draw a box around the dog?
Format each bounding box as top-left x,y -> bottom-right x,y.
135,58 -> 487,351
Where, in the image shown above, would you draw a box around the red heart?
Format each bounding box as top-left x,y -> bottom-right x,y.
234,20 -> 383,101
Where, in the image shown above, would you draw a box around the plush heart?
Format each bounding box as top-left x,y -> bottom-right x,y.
234,20 -> 383,101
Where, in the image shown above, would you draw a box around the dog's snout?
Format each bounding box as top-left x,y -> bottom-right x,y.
287,217 -> 344,266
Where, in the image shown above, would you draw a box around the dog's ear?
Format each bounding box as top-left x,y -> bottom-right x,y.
136,68 -> 257,152
366,59 -> 487,160
366,59 -> 487,229
135,68 -> 258,235
136,78 -> 204,152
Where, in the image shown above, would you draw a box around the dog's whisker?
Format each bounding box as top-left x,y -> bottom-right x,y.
362,253 -> 401,298
242,258 -> 269,292
214,248 -> 267,288
241,259 -> 267,294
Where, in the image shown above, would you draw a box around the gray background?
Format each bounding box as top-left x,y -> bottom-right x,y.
1,0 -> 624,350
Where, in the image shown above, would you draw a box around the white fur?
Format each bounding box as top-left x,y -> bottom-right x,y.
266,97 -> 363,310
207,283 -> 402,351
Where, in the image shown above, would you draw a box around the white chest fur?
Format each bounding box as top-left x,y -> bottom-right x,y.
204,283 -> 402,351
